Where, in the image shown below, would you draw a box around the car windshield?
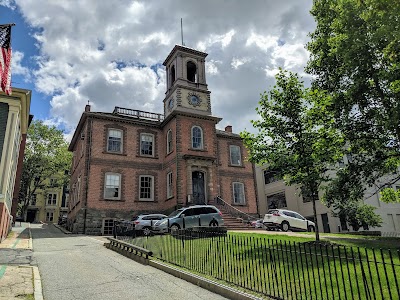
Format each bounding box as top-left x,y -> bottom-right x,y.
168,209 -> 184,218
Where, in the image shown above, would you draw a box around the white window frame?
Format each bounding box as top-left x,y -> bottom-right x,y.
104,173 -> 121,200
107,129 -> 123,153
139,175 -> 154,201
230,145 -> 242,166
140,133 -> 154,156
47,193 -> 57,206
191,126 -> 203,149
46,211 -> 54,222
167,172 -> 173,198
167,130 -> 173,154
232,182 -> 245,205
30,194 -> 37,206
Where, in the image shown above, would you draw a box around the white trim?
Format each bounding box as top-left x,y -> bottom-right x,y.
139,175 -> 154,201
232,182 -> 245,204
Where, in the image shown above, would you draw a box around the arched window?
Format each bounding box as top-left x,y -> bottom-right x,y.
191,126 -> 203,149
170,65 -> 176,85
167,130 -> 173,154
187,61 -> 197,82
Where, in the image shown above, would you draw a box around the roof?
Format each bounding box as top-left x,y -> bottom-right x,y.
163,44 -> 208,66
216,129 -> 242,139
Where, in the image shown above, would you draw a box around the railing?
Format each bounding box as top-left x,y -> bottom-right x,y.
215,196 -> 256,223
113,106 -> 164,122
118,230 -> 400,300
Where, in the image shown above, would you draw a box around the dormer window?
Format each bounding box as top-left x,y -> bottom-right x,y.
187,61 -> 197,82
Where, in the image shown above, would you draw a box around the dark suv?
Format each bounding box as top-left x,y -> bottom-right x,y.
153,205 -> 224,233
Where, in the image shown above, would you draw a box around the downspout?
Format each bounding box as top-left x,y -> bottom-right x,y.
83,117 -> 92,234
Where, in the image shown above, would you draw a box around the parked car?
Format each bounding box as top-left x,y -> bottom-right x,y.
250,219 -> 264,228
263,209 -> 315,232
153,205 -> 224,234
132,214 -> 168,236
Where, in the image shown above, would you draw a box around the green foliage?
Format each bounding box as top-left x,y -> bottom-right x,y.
18,120 -> 72,217
307,0 -> 400,203
380,188 -> 400,203
241,70 -> 344,240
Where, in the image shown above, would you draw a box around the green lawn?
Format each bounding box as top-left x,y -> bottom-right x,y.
120,231 -> 400,300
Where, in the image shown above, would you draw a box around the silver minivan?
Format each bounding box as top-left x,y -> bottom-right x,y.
153,205 -> 224,233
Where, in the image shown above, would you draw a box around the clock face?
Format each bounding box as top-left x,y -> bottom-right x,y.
168,98 -> 174,110
188,94 -> 202,106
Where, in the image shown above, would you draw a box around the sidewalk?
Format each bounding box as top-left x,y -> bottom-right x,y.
0,223 -> 43,300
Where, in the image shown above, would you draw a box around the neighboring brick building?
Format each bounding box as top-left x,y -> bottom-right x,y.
0,88 -> 31,242
67,45 -> 258,234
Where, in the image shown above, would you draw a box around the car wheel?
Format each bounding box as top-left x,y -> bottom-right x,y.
308,225 -> 315,232
142,227 -> 152,236
209,220 -> 218,227
281,221 -> 290,232
170,224 -> 180,235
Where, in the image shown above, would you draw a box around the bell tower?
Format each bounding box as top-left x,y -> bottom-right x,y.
163,45 -> 211,117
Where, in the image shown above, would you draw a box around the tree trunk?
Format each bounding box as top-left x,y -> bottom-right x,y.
312,193 -> 320,241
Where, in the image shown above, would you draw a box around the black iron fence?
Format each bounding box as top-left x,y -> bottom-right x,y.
117,230 -> 400,300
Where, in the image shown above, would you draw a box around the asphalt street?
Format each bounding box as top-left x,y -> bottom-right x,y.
31,223 -> 227,300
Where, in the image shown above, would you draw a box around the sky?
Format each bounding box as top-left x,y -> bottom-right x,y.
1,0 -> 315,141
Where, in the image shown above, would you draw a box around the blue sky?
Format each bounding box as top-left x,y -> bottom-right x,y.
1,3 -> 52,121
1,0 -> 314,140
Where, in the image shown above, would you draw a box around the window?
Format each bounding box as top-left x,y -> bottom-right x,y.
167,130 -> 173,154
49,178 -> 57,187
187,61 -> 197,82
230,145 -> 241,166
301,186 -> 312,203
47,193 -> 57,205
167,172 -> 173,198
30,194 -> 37,206
264,171 -> 280,184
267,192 -> 287,209
233,182 -> 245,204
139,175 -> 154,201
103,219 -> 115,235
192,126 -> 203,149
170,65 -> 176,85
107,129 -> 122,153
46,212 -> 54,222
104,173 -> 121,200
140,133 -> 154,156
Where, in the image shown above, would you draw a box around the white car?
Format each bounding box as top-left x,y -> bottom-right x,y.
263,209 -> 315,232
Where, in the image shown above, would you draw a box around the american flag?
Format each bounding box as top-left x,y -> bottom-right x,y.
0,25 -> 12,95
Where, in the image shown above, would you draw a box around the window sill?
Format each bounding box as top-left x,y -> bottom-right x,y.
232,203 -> 247,207
136,199 -> 157,202
137,155 -> 159,159
166,196 -> 174,201
228,164 -> 245,168
189,148 -> 207,152
102,198 -> 125,201
103,151 -> 126,156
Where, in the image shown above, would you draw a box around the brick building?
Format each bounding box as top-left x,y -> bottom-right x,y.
67,45 -> 258,234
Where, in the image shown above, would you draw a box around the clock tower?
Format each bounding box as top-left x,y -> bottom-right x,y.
163,45 -> 211,117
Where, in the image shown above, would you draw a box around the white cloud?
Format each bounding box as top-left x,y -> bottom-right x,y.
12,0 -> 315,136
11,51 -> 30,78
0,0 -> 15,9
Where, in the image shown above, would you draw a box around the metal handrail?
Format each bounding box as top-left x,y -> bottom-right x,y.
215,196 -> 256,222
113,106 -> 164,122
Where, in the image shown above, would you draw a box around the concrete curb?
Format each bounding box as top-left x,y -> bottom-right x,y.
33,266 -> 43,300
53,223 -> 72,234
149,260 -> 265,300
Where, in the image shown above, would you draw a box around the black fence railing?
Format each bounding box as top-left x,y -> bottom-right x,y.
116,230 -> 400,300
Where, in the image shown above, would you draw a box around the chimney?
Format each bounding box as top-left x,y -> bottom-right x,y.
225,125 -> 232,133
85,104 -> 91,112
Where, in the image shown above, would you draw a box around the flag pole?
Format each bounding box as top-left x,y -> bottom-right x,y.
0,23 -> 16,27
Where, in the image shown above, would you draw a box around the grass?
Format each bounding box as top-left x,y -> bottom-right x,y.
120,231 -> 400,300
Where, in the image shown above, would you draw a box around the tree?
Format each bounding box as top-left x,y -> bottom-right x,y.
18,120 -> 72,219
241,70 -> 343,241
306,0 -> 400,204
323,167 -> 382,230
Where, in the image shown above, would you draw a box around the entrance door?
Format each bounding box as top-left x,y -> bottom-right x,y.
26,210 -> 36,223
192,171 -> 205,204
321,213 -> 331,233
